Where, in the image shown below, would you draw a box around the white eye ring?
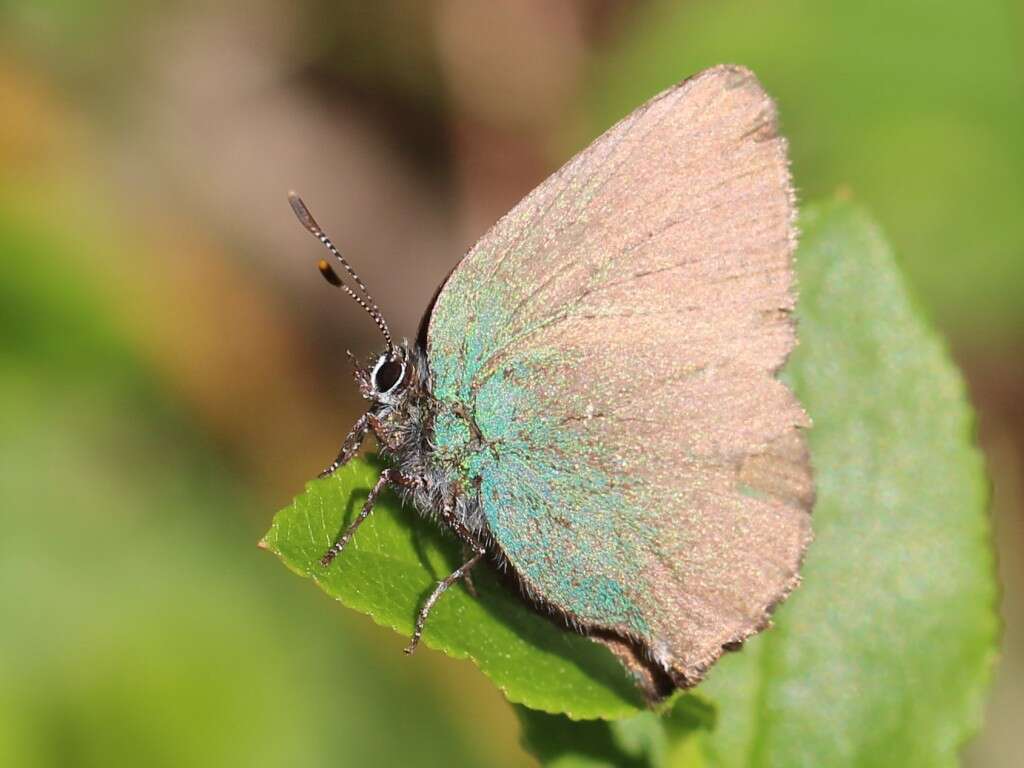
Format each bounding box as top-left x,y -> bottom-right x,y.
371,355 -> 405,396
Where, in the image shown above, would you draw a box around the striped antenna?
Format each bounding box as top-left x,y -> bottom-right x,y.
288,191 -> 394,353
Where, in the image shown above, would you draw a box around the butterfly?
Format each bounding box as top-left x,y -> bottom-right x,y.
289,64 -> 813,698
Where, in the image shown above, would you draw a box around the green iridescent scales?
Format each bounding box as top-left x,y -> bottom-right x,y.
427,66 -> 813,685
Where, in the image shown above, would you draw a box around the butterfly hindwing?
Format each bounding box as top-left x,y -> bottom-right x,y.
426,65 -> 813,686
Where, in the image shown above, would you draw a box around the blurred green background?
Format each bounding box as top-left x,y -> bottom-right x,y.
1,1 -> 1020,766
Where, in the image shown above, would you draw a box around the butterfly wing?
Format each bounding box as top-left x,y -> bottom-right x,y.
426,65 -> 813,686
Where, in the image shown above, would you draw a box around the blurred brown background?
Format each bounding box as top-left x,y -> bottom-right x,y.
1,1 -> 1021,765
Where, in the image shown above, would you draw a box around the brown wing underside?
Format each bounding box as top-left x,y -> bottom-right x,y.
426,65 -> 814,692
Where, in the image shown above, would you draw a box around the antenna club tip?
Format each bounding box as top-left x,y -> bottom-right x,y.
288,192 -> 320,233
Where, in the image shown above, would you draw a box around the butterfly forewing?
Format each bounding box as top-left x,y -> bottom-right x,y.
427,65 -> 812,686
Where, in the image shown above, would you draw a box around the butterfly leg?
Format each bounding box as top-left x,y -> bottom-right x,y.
459,543 -> 479,598
320,466 -> 405,566
404,545 -> 486,655
438,496 -> 480,598
319,413 -> 370,478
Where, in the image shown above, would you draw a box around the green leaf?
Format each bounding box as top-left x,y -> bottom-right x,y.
508,199 -> 998,765
261,457 -> 646,719
262,199 -> 998,758
516,696 -> 715,768
695,199 -> 998,766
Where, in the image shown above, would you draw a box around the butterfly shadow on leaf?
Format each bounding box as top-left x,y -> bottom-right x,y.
304,458 -> 646,711
393,504 -> 647,709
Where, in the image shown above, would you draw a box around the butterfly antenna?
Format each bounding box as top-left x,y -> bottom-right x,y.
288,191 -> 394,353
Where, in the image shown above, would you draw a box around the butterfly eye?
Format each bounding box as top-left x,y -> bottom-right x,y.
373,359 -> 405,394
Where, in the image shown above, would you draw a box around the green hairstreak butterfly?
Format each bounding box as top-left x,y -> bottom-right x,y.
289,64 -> 813,698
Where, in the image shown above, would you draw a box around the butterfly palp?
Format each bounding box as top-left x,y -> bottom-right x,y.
318,259 -> 344,287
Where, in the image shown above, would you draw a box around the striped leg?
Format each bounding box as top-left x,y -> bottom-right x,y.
319,413 -> 370,478
320,467 -> 403,566
404,546 -> 486,655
